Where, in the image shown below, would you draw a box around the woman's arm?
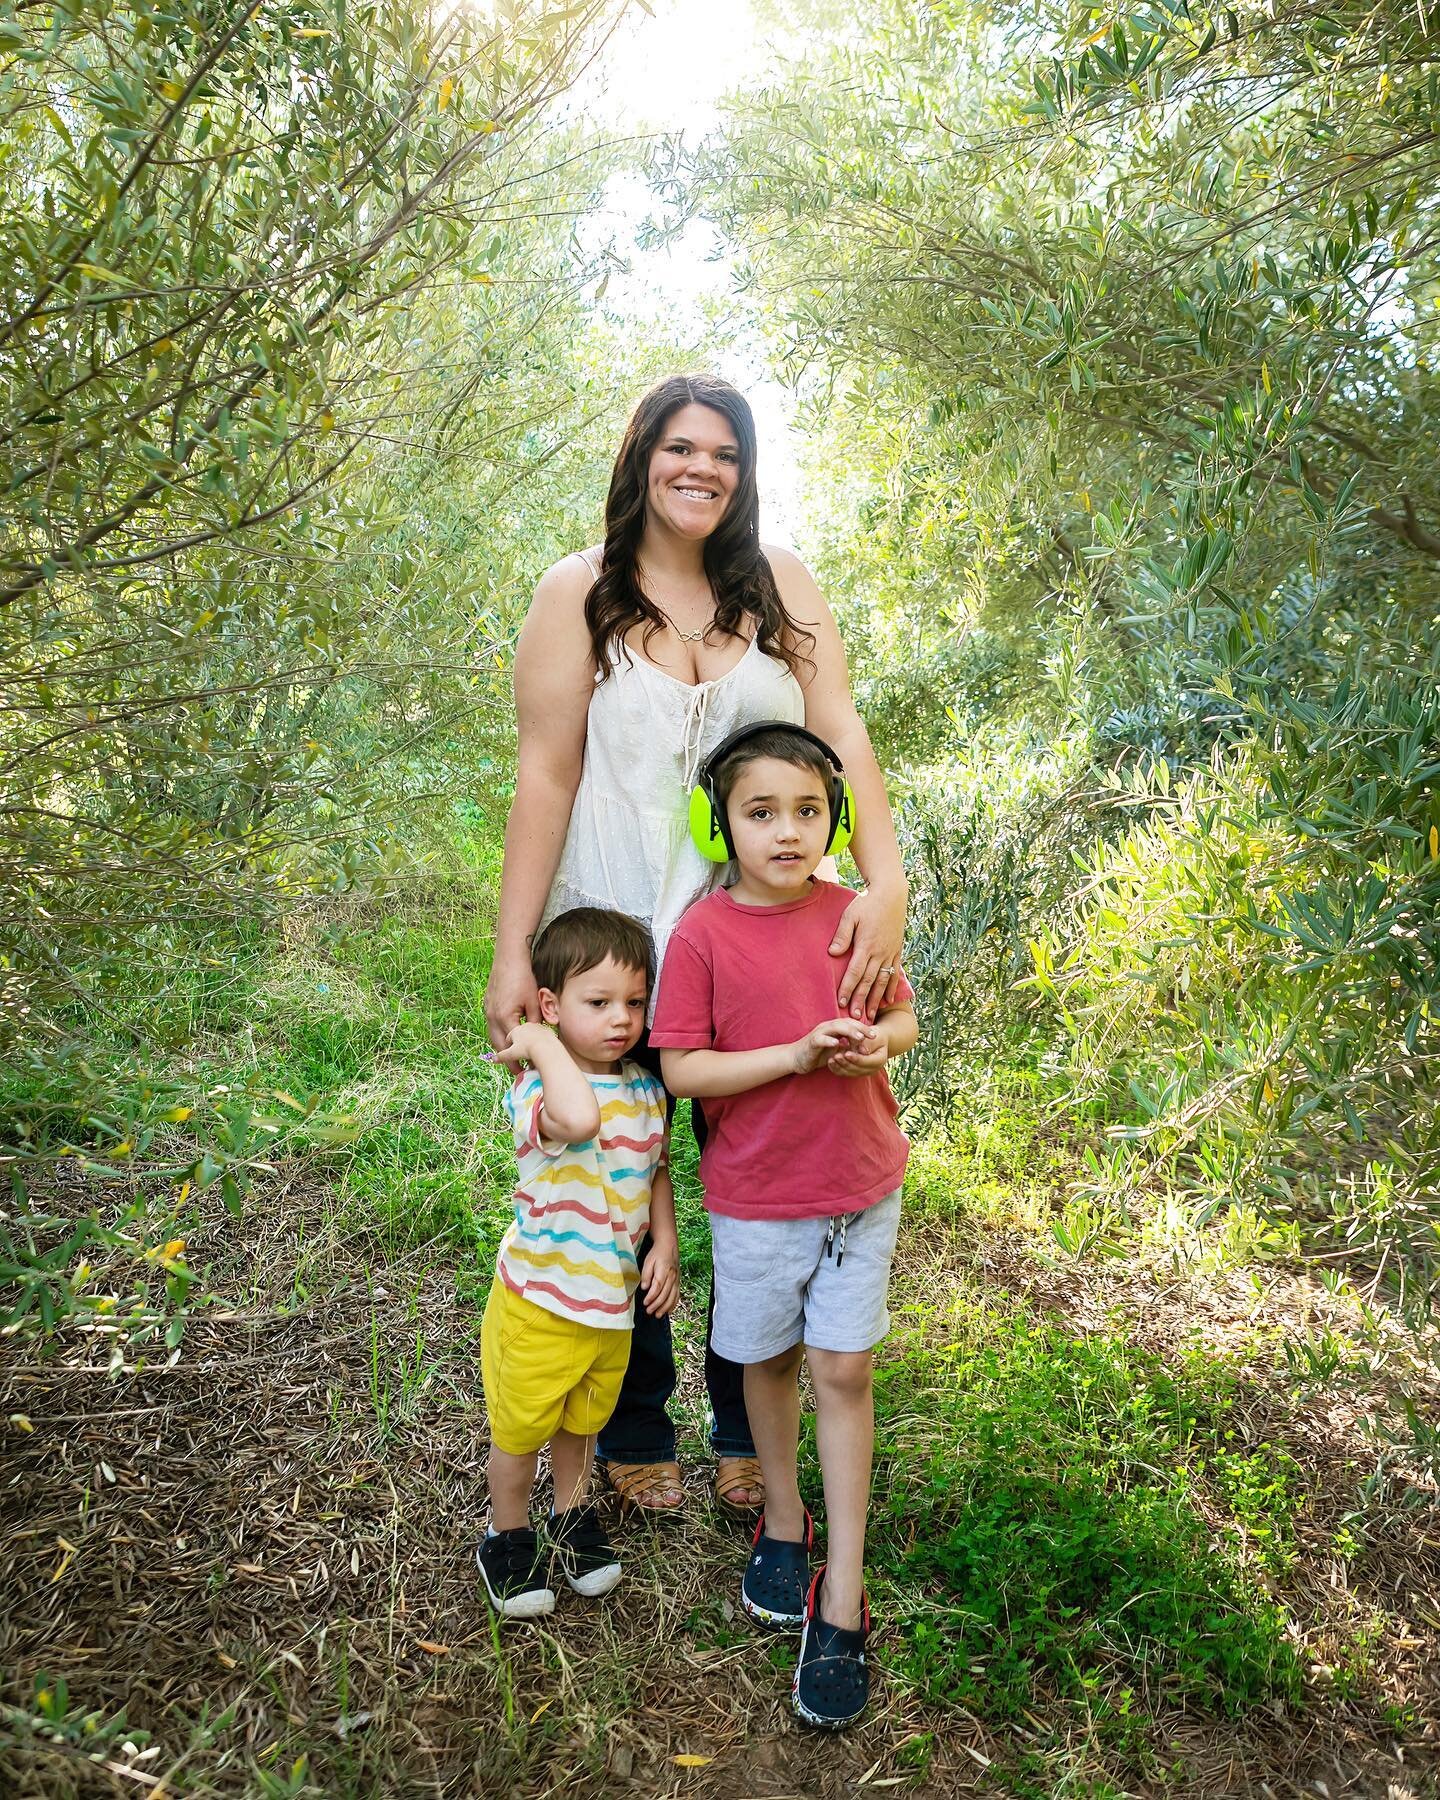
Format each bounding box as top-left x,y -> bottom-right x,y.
767,546 -> 909,1020
483,557 -> 597,1050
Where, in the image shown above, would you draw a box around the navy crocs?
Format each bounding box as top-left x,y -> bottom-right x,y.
792,1566 -> 870,1729
740,1508 -> 814,1630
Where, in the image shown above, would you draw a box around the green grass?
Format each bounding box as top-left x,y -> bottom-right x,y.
870,1295 -> 1304,1748
903,1064 -> 1088,1231
74,893 -> 719,1307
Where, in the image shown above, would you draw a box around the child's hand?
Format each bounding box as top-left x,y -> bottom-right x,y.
791,1017 -> 872,1075
827,1029 -> 888,1078
639,1237 -> 680,1317
491,1020 -> 552,1068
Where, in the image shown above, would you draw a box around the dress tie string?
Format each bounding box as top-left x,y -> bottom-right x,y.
681,680 -> 714,794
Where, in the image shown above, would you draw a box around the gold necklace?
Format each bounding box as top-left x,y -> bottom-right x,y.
641,564 -> 716,644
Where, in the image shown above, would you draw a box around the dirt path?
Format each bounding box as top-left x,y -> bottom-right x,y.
3,1175 -> 1437,1798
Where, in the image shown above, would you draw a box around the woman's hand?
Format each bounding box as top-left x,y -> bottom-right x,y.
640,1235 -> 680,1317
484,946 -> 541,1052
829,883 -> 907,1021
489,1019 -> 552,1068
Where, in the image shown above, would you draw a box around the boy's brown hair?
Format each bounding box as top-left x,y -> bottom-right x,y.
712,726 -> 834,806
529,907 -> 654,996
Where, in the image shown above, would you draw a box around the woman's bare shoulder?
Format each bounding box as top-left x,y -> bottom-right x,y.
526,549 -> 602,631
543,540 -> 604,583
762,543 -> 829,623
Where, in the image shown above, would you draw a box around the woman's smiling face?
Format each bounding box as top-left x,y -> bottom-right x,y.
644,402 -> 741,541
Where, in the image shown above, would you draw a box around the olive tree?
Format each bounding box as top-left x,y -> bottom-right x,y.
686,0 -> 1440,1330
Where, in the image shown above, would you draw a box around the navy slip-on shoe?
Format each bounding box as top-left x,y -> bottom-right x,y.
792,1566 -> 870,1729
740,1508 -> 814,1631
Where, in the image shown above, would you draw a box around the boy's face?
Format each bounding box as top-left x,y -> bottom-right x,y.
538,953 -> 648,1072
724,755 -> 831,901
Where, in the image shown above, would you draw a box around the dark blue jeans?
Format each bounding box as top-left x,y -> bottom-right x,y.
596,1057 -> 755,1463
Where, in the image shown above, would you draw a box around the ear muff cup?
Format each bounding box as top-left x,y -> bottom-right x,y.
829,779 -> 856,857
690,783 -> 732,864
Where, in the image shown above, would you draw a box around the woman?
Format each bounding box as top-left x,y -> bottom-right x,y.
483,374 -> 907,1514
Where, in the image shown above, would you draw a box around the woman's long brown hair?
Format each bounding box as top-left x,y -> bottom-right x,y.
585,374 -> 814,681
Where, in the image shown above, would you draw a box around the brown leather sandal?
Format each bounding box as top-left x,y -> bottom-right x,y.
714,1454 -> 766,1516
601,1459 -> 685,1514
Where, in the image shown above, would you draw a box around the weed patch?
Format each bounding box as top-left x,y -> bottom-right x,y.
871,1300 -> 1304,1732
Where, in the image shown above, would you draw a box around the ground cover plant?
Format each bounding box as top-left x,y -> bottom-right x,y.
874,1306 -> 1304,1724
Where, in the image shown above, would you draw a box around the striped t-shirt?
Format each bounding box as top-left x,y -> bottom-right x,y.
496,1060 -> 667,1329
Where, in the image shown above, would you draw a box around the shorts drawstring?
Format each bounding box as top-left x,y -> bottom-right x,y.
824,1211 -> 855,1268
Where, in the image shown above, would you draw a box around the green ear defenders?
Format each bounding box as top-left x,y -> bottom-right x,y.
688,720 -> 857,864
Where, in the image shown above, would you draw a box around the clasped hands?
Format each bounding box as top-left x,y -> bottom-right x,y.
791,1015 -> 890,1079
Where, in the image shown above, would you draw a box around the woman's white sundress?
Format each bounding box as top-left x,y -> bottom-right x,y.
539,551 -> 805,1019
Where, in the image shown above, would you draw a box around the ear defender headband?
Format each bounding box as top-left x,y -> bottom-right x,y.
688,721 -> 857,864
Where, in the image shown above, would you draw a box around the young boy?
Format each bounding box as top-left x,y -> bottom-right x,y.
479,907 -> 678,1619
650,722 -> 917,1729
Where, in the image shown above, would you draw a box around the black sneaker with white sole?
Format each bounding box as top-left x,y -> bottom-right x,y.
476,1527 -> 556,1619
544,1502 -> 622,1597
740,1508 -> 813,1631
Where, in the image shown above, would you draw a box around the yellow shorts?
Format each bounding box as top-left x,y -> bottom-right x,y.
481,1279 -> 632,1456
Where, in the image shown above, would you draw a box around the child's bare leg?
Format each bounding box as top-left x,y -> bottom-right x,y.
549,1428 -> 595,1512
487,1445 -> 539,1533
742,1344 -> 806,1538
805,1346 -> 874,1629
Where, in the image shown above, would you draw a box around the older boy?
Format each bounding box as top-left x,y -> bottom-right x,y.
651,722 -> 917,1728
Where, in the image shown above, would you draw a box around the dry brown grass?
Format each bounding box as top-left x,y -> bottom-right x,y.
3,1170 -> 1439,1799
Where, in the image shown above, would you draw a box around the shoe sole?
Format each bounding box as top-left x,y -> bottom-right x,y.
475,1543 -> 556,1619
740,1587 -> 805,1632
614,1500 -> 687,1526
792,1689 -> 862,1730
562,1560 -> 622,1598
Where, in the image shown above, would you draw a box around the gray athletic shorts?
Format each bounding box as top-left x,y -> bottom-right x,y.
709,1189 -> 903,1362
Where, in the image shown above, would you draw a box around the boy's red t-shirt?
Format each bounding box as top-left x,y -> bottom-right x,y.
648,880 -> 913,1220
